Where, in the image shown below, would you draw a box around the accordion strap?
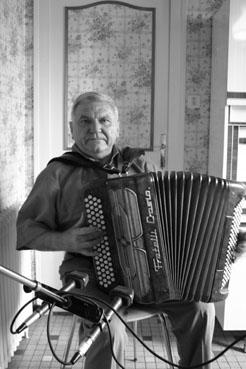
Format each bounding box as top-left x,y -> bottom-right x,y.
48,147 -> 145,175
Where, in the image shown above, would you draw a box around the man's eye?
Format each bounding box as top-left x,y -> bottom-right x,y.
100,117 -> 111,125
80,118 -> 90,124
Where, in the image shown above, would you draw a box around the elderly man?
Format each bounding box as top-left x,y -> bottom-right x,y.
17,91 -> 215,369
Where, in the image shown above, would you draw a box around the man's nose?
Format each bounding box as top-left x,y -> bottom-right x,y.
90,119 -> 102,132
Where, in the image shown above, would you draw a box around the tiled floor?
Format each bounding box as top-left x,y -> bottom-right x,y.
6,312 -> 246,369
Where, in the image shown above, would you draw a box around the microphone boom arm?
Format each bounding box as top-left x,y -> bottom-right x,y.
0,265 -> 103,326
0,264 -> 67,305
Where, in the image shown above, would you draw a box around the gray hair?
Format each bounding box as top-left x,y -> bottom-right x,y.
71,91 -> 119,121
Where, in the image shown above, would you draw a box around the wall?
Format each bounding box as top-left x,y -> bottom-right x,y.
184,0 -> 226,173
0,0 -> 34,209
209,0 -> 229,177
0,0 -> 34,367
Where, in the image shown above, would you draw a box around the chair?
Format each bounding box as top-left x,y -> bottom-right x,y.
61,309 -> 175,369
126,308 -> 175,369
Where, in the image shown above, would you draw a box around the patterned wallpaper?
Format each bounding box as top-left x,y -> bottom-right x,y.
184,0 -> 226,173
0,0 -> 33,211
65,2 -> 155,150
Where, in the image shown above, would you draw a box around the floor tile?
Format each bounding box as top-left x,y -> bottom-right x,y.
5,313 -> 246,369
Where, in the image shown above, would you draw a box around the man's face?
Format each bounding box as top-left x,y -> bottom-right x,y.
70,100 -> 119,160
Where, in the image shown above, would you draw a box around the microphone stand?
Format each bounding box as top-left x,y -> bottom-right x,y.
0,265 -> 103,328
0,264 -> 134,366
15,271 -> 89,333
71,285 -> 134,364
0,264 -> 66,305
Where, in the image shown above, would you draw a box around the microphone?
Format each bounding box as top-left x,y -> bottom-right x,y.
0,265 -> 104,333
70,286 -> 134,364
16,271 -> 90,333
0,264 -> 70,306
31,274 -> 103,322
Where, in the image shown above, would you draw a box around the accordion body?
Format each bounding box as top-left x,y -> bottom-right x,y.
83,172 -> 245,304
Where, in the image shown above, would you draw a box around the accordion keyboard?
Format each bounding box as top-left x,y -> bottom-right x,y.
84,194 -> 116,289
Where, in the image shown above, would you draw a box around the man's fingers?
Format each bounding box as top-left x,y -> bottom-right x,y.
67,226 -> 106,256
75,227 -> 105,242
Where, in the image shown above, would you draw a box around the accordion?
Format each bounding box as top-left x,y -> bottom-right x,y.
83,172 -> 246,304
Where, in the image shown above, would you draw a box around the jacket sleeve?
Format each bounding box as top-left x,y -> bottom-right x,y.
16,164 -> 61,251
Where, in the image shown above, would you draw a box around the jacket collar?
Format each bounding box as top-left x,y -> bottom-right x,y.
72,143 -> 120,166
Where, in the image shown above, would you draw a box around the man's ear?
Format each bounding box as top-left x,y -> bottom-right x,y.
69,121 -> 74,139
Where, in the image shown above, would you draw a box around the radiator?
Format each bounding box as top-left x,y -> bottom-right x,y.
0,207 -> 32,369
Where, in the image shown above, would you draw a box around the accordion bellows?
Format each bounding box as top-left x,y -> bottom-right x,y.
83,172 -> 246,304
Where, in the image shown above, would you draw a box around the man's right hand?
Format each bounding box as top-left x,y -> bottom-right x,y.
62,225 -> 105,256
60,213 -> 105,256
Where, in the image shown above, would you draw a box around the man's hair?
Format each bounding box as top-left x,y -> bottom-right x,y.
71,91 -> 119,120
